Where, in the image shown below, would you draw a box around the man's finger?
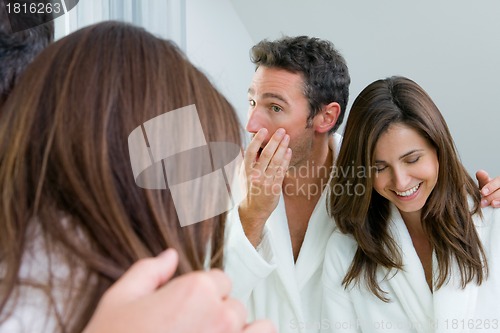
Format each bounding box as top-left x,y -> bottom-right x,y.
478,177 -> 500,208
476,170 -> 492,195
258,129 -> 286,172
266,134 -> 290,173
245,128 -> 268,169
274,148 -> 292,185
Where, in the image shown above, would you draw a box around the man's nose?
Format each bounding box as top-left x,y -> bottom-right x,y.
246,107 -> 265,134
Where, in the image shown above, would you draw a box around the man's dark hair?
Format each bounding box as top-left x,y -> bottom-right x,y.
0,1 -> 54,107
251,36 -> 350,133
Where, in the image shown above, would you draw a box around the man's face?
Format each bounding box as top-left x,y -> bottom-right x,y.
246,66 -> 315,166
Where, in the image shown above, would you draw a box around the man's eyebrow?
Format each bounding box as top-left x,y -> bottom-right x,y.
247,88 -> 289,106
262,93 -> 289,106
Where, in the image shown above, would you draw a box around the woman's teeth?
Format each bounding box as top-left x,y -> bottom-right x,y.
395,183 -> 421,197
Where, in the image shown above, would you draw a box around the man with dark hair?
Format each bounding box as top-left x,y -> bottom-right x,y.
250,36 -> 350,135
0,0 -> 54,108
225,36 -> 350,333
225,36 -> 500,332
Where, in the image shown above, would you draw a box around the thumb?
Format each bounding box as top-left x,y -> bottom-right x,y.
106,248 -> 179,303
476,170 -> 492,189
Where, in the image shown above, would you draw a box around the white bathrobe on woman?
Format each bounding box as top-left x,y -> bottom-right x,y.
322,204 -> 500,333
224,134 -> 342,333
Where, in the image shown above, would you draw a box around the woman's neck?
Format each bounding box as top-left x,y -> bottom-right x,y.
399,209 -> 433,292
400,210 -> 425,237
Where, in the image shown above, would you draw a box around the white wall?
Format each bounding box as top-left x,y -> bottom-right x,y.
54,0 -> 185,48
185,0 -> 255,131
53,0 -> 255,140
51,1 -> 498,176
230,0 -> 500,177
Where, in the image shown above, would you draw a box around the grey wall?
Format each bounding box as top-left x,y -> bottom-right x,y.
185,0 -> 254,131
228,0 -> 500,178
53,0 -> 500,177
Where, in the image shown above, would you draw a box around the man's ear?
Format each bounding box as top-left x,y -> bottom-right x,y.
313,102 -> 341,133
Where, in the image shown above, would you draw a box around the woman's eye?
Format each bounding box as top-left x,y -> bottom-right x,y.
407,156 -> 420,164
271,105 -> 282,113
249,99 -> 255,107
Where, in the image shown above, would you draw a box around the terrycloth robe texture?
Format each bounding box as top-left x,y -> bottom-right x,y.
224,134 -> 342,333
322,204 -> 500,333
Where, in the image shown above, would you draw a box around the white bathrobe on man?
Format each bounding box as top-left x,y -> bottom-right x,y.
224,134 -> 341,333
322,204 -> 500,333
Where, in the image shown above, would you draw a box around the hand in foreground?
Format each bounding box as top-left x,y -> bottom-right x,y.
83,249 -> 276,333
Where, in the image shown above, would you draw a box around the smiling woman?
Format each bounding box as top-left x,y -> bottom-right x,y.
323,76 -> 500,333
372,124 -> 440,222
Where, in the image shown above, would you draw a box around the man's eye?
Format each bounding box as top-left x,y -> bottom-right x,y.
249,100 -> 255,107
375,165 -> 387,173
271,105 -> 282,113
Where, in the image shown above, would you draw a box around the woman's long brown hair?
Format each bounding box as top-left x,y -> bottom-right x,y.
0,21 -> 242,331
328,76 -> 486,301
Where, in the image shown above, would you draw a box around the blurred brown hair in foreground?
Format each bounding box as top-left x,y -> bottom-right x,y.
0,21 -> 242,332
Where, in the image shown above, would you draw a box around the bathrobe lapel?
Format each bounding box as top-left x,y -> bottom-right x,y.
295,134 -> 339,290
433,275 -> 479,333
386,205 -> 435,333
295,190 -> 334,290
433,213 -> 484,333
386,205 -> 484,332
262,134 -> 341,330
266,195 -> 305,323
